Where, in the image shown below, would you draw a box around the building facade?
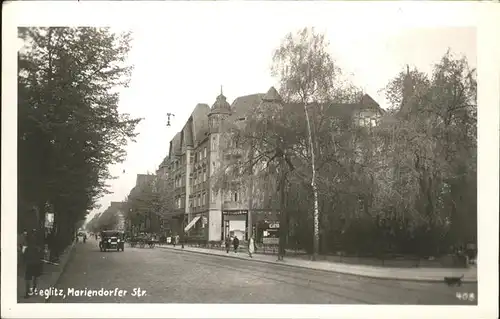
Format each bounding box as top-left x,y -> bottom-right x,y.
157,87 -> 384,243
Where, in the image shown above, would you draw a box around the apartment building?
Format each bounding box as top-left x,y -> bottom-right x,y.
158,86 -> 384,243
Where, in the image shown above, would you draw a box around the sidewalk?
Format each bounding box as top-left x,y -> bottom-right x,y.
159,245 -> 478,283
17,241 -> 76,303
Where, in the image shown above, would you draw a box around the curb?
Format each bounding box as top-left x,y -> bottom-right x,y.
45,241 -> 77,303
158,245 -> 478,284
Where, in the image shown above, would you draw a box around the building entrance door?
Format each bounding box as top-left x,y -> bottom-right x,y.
222,211 -> 247,240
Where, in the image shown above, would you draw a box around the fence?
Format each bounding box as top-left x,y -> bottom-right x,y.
166,238 -> 307,256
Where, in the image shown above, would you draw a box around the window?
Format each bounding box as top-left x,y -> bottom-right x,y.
202,193 -> 206,205
204,147 -> 207,158
203,166 -> 207,182
234,192 -> 238,202
211,189 -> 217,202
189,197 -> 193,208
197,195 -> 201,207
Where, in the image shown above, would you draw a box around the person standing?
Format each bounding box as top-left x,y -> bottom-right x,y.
248,235 -> 255,258
18,230 -> 27,265
23,230 -> 44,298
225,236 -> 231,253
233,236 -> 239,253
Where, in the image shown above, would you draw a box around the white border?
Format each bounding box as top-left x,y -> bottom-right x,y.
2,1 -> 499,318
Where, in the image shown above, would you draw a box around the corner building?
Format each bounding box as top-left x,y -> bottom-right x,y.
159,87 -> 384,243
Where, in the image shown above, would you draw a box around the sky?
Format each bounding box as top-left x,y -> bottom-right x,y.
90,3 -> 477,221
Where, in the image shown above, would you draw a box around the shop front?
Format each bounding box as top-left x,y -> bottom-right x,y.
185,212 -> 208,239
222,210 -> 248,241
249,210 -> 280,244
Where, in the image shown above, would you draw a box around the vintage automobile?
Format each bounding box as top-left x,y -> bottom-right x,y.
99,230 -> 125,252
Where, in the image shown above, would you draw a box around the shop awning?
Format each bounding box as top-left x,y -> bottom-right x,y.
184,216 -> 201,233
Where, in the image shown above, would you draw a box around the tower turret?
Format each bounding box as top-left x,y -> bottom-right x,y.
208,86 -> 232,133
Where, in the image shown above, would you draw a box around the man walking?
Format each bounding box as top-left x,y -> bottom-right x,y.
233,236 -> 239,253
23,229 -> 44,299
225,236 -> 231,253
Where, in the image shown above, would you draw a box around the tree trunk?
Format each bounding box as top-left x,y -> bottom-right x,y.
304,103 -> 320,261
278,162 -> 287,261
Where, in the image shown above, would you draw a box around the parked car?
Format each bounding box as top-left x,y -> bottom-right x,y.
99,230 -> 125,252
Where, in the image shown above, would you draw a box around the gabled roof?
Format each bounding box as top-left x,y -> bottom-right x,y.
316,94 -> 384,118
360,94 -> 383,113
262,87 -> 282,103
229,93 -> 265,120
190,103 -> 211,144
169,132 -> 182,158
136,174 -> 155,187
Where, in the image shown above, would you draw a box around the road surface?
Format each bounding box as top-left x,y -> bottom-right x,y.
50,238 -> 478,304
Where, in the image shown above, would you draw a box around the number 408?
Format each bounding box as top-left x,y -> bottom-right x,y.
456,292 -> 475,302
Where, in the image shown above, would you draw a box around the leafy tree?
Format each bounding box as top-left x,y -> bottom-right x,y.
213,28 -> 364,259
378,50 -> 477,255
124,175 -> 176,234
18,27 -> 141,253
93,207 -> 120,232
271,27 -> 363,259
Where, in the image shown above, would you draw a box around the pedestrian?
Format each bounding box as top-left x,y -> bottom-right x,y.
248,235 -> 255,258
233,236 -> 239,253
225,236 -> 231,253
18,230 -> 28,265
23,229 -> 44,299
46,230 -> 57,262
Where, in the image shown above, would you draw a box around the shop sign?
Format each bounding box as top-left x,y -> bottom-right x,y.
224,210 -> 247,216
263,237 -> 279,244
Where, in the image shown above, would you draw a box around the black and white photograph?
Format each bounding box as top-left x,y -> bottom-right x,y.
2,1 -> 498,318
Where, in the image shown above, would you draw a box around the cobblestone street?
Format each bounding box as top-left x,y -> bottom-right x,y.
49,239 -> 477,304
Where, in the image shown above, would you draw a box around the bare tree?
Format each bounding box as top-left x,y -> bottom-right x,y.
271,27 -> 357,260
